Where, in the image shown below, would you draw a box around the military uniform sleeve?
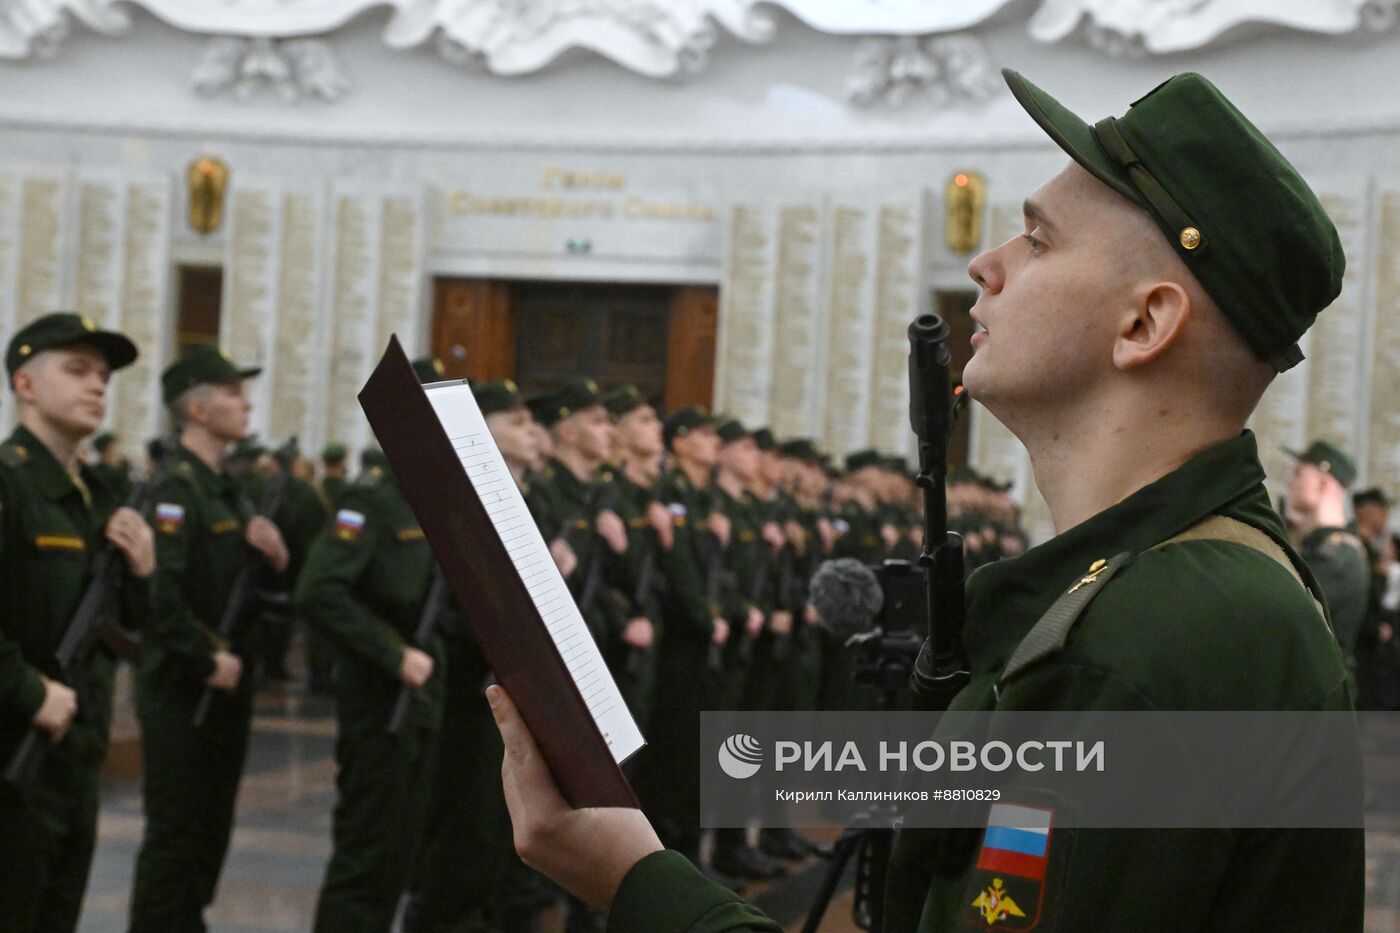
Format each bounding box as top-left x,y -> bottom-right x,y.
147,474 -> 220,682
0,477 -> 47,719
606,851 -> 782,933
294,490 -> 404,679
659,487 -> 718,639
1306,532 -> 1372,660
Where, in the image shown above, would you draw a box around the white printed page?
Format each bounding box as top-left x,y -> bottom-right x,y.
424,380 -> 645,763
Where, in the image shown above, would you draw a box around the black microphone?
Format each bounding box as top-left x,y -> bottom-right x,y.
809,558 -> 884,642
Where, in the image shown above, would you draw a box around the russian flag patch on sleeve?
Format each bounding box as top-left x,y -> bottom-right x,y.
154,503 -> 185,535
334,509 -> 366,542
964,803 -> 1054,930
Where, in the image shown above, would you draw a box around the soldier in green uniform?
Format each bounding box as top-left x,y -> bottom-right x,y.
708,418 -> 784,880
0,313 -> 154,933
407,379 -> 556,933
484,67 -> 1365,933
321,443 -> 350,509
838,449 -> 897,563
601,385 -> 665,731
129,346 -> 291,933
294,359 -> 447,933
632,406 -> 731,867
524,380 -> 631,653
90,429 -> 133,500
1285,441 -> 1372,686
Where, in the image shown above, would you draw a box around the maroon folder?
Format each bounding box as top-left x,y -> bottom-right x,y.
358,335 -> 638,809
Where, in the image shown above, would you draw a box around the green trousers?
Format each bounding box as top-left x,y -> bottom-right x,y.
0,750 -> 99,933
128,675 -> 252,933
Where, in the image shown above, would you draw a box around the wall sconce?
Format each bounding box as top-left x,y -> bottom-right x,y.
945,171 -> 986,255
187,156 -> 230,234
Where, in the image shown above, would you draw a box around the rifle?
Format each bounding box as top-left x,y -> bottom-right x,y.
703,473 -> 729,673
192,437 -> 298,726
749,495 -> 790,663
622,523 -> 663,678
576,474 -> 620,617
3,431 -> 178,796
386,567 -> 448,735
904,314 -> 971,711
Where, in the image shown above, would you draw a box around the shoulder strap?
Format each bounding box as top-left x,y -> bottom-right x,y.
998,514 -> 1327,689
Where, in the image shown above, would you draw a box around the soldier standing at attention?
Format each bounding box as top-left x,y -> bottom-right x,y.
129,346 -> 290,933
1285,441 -> 1372,688
600,385 -> 665,730
0,313 -> 154,933
485,67 -> 1365,933
633,406 -> 730,867
709,418 -> 783,881
319,443 -> 350,510
293,357 -> 448,933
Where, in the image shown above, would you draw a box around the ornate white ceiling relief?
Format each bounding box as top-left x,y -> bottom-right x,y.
3,0 -> 1399,98
846,34 -> 1001,109
191,36 -> 349,101
420,0 -> 777,78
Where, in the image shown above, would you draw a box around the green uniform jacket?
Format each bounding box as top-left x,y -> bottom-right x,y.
0,426 -> 148,773
140,445 -> 253,687
604,431 -> 1364,933
527,458 -> 628,651
294,467 -> 445,730
1299,526 -> 1371,676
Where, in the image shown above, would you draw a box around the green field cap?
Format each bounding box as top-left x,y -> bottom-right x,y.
161,346 -> 261,403
475,379 -> 524,417
1003,69 -> 1344,372
7,312 -> 138,377
1285,440 -> 1357,488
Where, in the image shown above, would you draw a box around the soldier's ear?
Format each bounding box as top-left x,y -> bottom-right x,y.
1112,280 -> 1190,372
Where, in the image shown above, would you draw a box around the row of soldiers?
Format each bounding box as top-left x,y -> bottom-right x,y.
0,311 -> 1028,933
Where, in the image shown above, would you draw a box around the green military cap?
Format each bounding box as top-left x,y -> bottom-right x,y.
93,431 -> 118,453
846,449 -> 883,472
604,384 -> 646,418
663,405 -> 712,448
534,378 -> 604,428
412,356 -> 447,384
1285,440 -> 1358,488
1352,487 -> 1391,509
1003,69 -> 1343,373
321,443 -> 348,465
361,447 -> 389,469
778,438 -> 820,463
146,436 -> 167,463
752,427 -> 776,451
160,345 -> 261,404
6,311 -> 138,378
715,417 -> 748,444
475,379 -> 524,417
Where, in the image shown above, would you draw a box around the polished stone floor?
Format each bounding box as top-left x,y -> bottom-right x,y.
75,677 -> 1400,932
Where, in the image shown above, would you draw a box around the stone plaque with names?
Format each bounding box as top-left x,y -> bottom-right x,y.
868,197 -> 924,455
1304,192 -> 1368,453
0,171 -> 18,436
715,203 -> 777,429
823,202 -> 875,457
768,202 -> 825,440
374,194 -> 426,368
73,175 -> 127,331
326,190 -> 383,455
115,179 -> 173,447
222,184 -> 283,438
17,173 -> 68,327
1366,189 -> 1400,494
270,190 -> 327,447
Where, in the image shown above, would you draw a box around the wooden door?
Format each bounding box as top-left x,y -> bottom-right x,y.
665,286 -> 718,413
430,278 -> 515,382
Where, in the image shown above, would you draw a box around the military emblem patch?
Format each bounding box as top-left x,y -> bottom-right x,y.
963,803 -> 1053,930
334,509 -> 366,541
155,503 -> 185,535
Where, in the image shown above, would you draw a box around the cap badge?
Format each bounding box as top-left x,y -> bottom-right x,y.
18,344 -> 31,357
1179,227 -> 1202,250
81,316 -> 96,332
